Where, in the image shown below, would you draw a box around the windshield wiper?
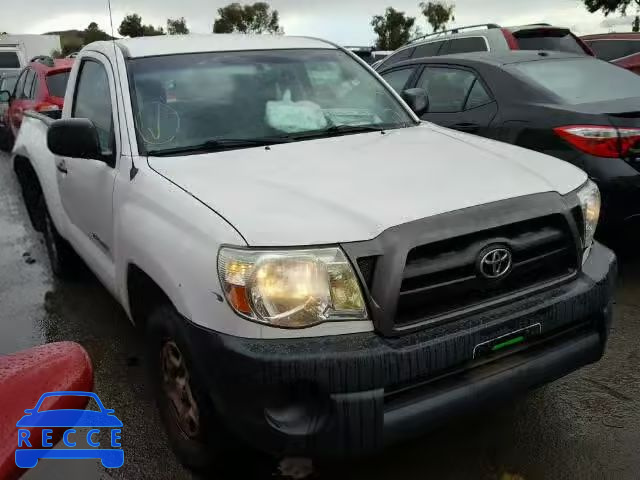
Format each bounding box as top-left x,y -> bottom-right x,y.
289,124 -> 387,140
147,137 -> 293,156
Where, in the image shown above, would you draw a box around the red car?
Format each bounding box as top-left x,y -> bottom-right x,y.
3,56 -> 73,141
582,33 -> 640,74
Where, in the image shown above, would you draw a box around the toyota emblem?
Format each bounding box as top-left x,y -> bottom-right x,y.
478,246 -> 512,280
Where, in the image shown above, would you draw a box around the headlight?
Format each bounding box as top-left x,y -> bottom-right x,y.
577,179 -> 601,252
218,247 -> 367,328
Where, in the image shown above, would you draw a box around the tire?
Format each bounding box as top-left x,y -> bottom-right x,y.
40,197 -> 79,279
145,305 -> 262,475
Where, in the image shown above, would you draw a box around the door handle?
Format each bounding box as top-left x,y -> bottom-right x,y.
453,122 -> 480,133
56,160 -> 68,174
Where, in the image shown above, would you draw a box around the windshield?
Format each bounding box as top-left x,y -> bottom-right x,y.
46,71 -> 71,98
506,57 -> 640,104
128,49 -> 413,155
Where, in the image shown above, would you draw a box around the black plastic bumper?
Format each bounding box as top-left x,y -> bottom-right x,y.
181,242 -> 616,458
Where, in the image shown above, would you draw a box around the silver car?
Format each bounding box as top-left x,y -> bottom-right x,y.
374,23 -> 593,71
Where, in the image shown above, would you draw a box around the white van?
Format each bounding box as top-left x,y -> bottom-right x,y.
0,34 -> 61,76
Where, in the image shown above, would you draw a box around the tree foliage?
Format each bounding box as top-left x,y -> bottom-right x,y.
167,17 -> 189,35
119,13 -> 164,38
583,0 -> 640,16
634,15 -> 640,31
84,22 -> 111,44
420,1 -> 455,33
371,7 -> 416,50
213,2 -> 284,34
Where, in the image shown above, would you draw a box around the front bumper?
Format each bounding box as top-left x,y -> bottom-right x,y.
182,242 -> 616,458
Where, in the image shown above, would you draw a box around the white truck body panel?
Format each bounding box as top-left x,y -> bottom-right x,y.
12,34 -> 588,339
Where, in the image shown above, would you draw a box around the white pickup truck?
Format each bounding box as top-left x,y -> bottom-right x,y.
11,34 -> 616,472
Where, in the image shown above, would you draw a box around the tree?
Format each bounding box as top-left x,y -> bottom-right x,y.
143,24 -> 165,36
167,17 -> 189,35
371,7 -> 416,50
84,22 -> 111,44
634,15 -> 640,31
119,14 -> 144,37
583,0 -> 640,16
213,2 -> 284,34
420,1 -> 455,33
119,13 -> 164,37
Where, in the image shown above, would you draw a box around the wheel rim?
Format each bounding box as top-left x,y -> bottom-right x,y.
43,211 -> 60,271
160,340 -> 201,439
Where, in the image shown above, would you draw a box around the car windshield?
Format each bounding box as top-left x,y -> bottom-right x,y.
127,49 -> 414,155
46,71 -> 71,98
506,57 -> 640,104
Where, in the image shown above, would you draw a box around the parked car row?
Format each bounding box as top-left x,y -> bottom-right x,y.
375,23 -> 594,71
0,56 -> 73,150
7,34 -> 616,473
377,50 -> 640,233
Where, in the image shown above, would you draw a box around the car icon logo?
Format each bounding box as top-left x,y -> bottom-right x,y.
15,391 -> 124,469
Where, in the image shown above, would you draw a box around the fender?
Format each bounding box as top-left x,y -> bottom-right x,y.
112,167 -> 264,338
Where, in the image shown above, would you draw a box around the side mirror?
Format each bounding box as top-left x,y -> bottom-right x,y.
47,118 -> 103,161
0,90 -> 10,103
401,88 -> 429,116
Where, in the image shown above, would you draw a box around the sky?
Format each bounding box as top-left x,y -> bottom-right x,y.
0,0 -> 635,46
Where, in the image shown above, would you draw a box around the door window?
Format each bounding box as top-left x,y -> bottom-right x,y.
12,70 -> 27,97
73,60 -> 114,156
465,79 -> 492,109
413,41 -> 446,58
379,47 -> 415,68
416,67 -> 476,113
381,67 -> 415,93
20,69 -> 36,99
441,37 -> 489,55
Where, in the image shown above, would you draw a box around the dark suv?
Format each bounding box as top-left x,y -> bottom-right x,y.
375,23 -> 593,71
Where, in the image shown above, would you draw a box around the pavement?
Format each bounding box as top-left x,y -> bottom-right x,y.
1,150 -> 639,479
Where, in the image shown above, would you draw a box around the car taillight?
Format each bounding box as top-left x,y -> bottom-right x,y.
35,103 -> 60,113
501,28 -> 519,50
553,125 -> 640,158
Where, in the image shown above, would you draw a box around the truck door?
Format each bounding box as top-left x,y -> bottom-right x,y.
55,53 -> 119,271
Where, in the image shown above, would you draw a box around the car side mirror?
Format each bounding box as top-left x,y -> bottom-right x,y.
47,118 -> 103,161
0,90 -> 10,103
401,88 -> 429,116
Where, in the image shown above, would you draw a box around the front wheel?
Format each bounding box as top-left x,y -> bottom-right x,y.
40,197 -> 79,279
145,306 -> 246,474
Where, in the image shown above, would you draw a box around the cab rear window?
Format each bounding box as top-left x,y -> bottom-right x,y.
0,52 -> 20,68
514,29 -> 587,55
46,71 -> 71,98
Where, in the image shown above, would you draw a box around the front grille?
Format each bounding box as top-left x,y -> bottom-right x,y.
356,256 -> 377,289
394,215 -> 577,326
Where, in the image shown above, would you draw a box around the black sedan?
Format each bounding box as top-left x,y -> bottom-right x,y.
378,51 -> 640,232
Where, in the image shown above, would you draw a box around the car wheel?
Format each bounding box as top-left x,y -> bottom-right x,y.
40,197 -> 79,279
145,305 -> 261,475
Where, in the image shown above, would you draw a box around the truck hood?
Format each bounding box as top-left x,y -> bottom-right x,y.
148,123 -> 586,246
